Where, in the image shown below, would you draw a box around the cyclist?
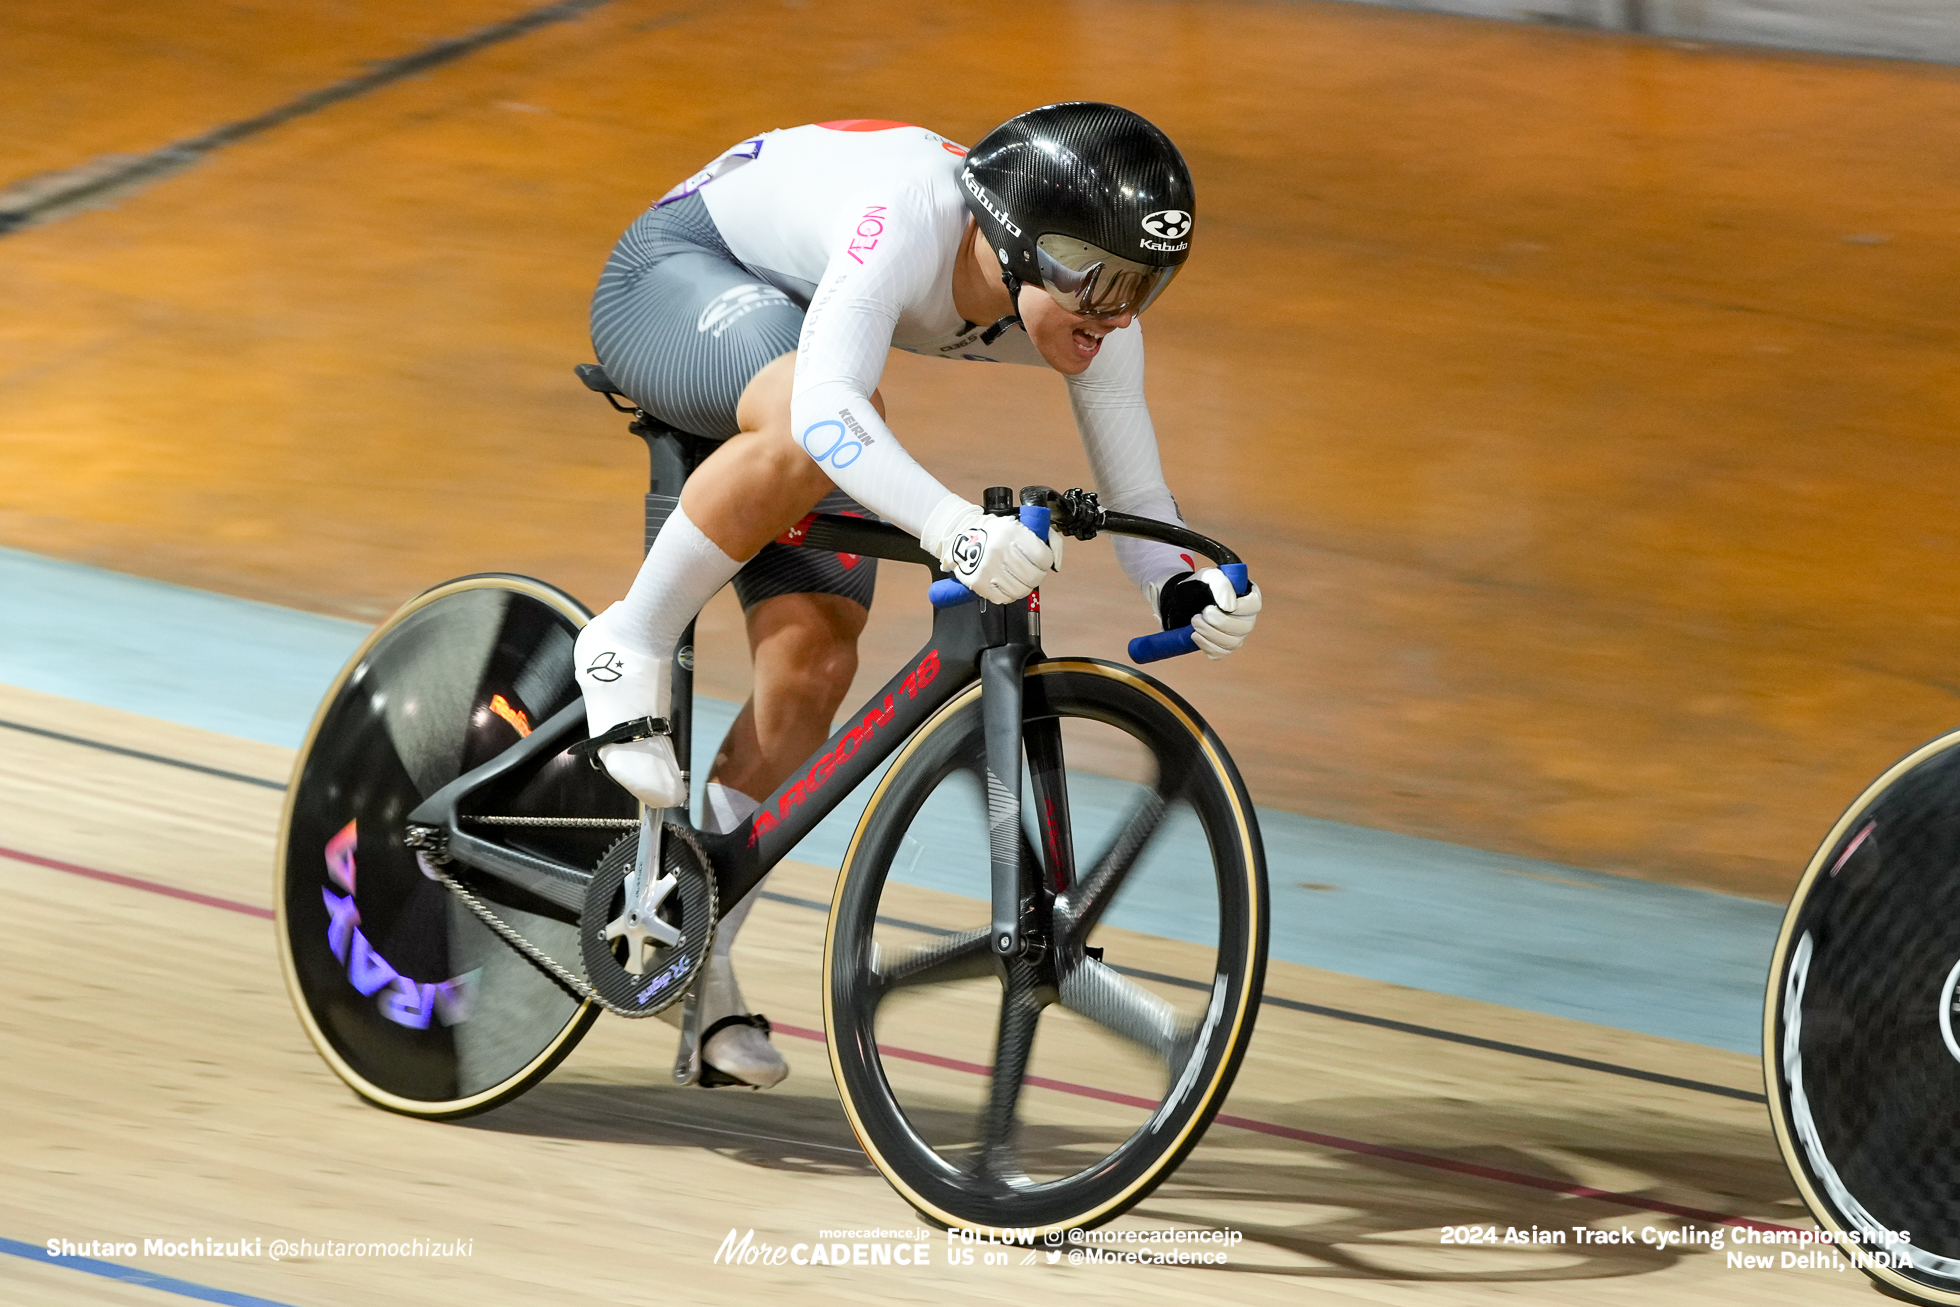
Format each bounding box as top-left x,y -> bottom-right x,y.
574,103 -> 1263,1088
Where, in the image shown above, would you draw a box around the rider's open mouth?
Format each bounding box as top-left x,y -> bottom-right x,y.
1071,327 -> 1106,359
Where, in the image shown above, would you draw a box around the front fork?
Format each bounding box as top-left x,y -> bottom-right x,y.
981,610 -> 1077,958
982,644 -> 1034,957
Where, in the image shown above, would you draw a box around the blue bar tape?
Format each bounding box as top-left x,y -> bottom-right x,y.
928,578 -> 976,608
1129,626 -> 1199,663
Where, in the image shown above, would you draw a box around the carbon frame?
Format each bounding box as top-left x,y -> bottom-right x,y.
408,408 -> 1238,965
698,588 -> 1031,914
403,512 -> 1043,952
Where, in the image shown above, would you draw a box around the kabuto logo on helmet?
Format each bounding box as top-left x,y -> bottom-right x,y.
961,170 -> 1022,238
963,103 -> 1195,308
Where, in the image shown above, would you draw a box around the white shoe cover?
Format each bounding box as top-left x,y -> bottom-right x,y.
574,603 -> 685,808
703,1022 -> 788,1089
688,954 -> 788,1088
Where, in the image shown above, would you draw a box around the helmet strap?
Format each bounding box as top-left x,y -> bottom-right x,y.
979,271 -> 1023,346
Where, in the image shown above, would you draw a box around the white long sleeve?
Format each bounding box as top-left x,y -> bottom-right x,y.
787,186 -> 959,538
736,131 -> 1189,590
1066,323 -> 1195,597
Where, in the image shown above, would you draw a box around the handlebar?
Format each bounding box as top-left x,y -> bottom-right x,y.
927,505 -> 1049,609
923,489 -> 1251,665
1128,561 -> 1251,664
925,578 -> 972,608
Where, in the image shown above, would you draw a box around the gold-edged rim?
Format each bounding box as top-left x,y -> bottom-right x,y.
272,574 -> 596,1118
1761,726 -> 1960,1303
822,658 -> 1263,1233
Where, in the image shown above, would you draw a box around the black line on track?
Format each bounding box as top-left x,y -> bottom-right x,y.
0,716 -> 287,791
3,716 -> 1763,1104
757,889 -> 1769,1105
0,0 -> 620,236
1253,995 -> 1768,1103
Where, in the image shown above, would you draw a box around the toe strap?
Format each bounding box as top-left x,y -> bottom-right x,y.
700,1012 -> 772,1043
696,1013 -> 778,1089
568,716 -> 670,766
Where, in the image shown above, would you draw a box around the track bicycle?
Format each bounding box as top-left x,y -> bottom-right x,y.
1766,733 -> 1960,1303
275,365 -> 1270,1232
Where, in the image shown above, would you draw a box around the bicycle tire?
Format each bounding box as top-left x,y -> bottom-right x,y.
1766,726 -> 1960,1303
824,658 -> 1267,1233
275,574 -> 631,1119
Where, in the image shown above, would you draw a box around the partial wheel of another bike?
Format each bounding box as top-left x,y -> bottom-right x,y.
1766,726 -> 1960,1305
276,575 -> 632,1118
825,658 -> 1268,1233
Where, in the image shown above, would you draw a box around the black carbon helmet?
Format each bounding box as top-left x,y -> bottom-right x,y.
961,102 -> 1195,319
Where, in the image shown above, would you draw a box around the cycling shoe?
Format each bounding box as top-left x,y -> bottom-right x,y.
574,602 -> 685,808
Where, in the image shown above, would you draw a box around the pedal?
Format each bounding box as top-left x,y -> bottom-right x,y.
676,1010 -> 778,1089
567,716 -> 670,768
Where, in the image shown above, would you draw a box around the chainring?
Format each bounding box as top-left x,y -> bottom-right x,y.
578,824 -> 716,1017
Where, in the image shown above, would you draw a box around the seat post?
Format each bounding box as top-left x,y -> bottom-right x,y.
633,418 -> 692,555
631,416 -> 697,804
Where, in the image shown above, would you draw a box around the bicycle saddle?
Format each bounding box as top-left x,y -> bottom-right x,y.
574,362 -> 623,397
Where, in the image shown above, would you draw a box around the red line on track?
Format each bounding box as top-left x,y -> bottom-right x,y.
0,844 -> 274,919
10,848 -> 1795,1234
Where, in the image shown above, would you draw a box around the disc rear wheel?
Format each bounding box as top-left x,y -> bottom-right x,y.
276,575 -> 632,1118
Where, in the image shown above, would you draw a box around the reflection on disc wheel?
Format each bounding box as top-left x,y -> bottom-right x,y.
276,575 -> 630,1118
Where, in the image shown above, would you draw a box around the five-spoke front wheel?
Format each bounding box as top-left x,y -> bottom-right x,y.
824,659 -> 1268,1233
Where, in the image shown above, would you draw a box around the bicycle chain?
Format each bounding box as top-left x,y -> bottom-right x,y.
419,821 -> 715,1019
424,859 -> 605,1007
460,815 -> 640,829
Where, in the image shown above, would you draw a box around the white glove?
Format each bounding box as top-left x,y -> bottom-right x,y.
920,495 -> 1055,604
1150,567 -> 1263,661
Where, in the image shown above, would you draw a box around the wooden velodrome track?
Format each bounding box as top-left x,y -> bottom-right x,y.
10,0 -> 1960,899
5,0 -> 1958,1302
0,683 -> 1838,1303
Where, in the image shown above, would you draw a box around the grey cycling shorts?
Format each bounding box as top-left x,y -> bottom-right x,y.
590,194 -> 876,612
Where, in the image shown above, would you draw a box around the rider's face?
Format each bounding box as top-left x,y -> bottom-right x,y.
1019,289 -> 1135,376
